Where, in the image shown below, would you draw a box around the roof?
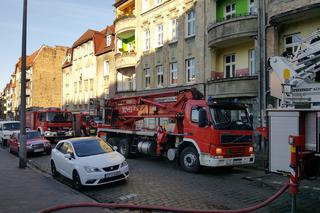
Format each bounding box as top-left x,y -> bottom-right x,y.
72,29 -> 100,48
95,25 -> 115,56
62,48 -> 73,69
16,48 -> 40,70
65,137 -> 100,144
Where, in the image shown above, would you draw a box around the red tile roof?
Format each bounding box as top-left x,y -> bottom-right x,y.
62,48 -> 73,69
95,25 -> 115,56
16,48 -> 40,70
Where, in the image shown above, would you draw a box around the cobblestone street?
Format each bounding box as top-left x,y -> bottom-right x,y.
25,149 -> 320,213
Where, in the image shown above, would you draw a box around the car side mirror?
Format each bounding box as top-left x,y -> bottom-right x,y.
198,108 -> 208,128
113,146 -> 118,151
64,153 -> 71,160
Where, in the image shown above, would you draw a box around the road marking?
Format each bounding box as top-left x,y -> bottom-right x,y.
313,187 -> 320,191
271,181 -> 283,185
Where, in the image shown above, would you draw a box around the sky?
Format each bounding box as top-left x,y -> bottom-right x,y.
0,0 -> 114,90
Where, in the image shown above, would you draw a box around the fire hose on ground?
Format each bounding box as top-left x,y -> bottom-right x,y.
39,182 -> 289,213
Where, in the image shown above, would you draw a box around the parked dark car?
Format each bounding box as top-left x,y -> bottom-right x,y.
8,130 -> 52,155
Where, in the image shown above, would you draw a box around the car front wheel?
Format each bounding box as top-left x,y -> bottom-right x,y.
51,160 -> 59,178
73,170 -> 82,190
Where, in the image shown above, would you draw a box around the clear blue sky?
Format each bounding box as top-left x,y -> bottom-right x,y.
0,0 -> 114,90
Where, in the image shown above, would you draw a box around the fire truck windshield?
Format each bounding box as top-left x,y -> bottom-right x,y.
210,107 -> 252,130
47,112 -> 73,123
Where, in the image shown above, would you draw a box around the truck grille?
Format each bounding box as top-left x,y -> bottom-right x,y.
103,165 -> 119,172
221,135 -> 252,144
225,147 -> 247,157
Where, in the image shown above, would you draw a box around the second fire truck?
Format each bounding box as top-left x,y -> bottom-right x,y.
26,108 -> 74,141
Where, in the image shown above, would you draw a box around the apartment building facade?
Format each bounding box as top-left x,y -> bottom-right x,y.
114,0 -> 209,96
206,0 -> 259,124
13,45 -> 67,115
267,0 -> 320,105
61,25 -> 116,115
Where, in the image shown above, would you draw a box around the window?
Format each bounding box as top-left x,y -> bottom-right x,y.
142,0 -> 148,12
145,68 -> 151,88
104,61 -> 110,76
171,19 -> 178,42
191,107 -> 205,123
225,54 -> 236,78
170,62 -> 178,85
90,90 -> 94,99
186,58 -> 195,83
249,0 -> 256,15
106,35 -> 112,47
156,24 -> 163,47
89,65 -> 94,79
225,3 -> 236,19
156,0 -> 163,5
249,49 -> 256,75
143,30 -> 150,51
284,33 -> 301,56
117,72 -> 136,92
157,65 -> 164,87
85,91 -> 88,104
104,88 -> 109,99
186,10 -> 195,37
65,73 -> 69,87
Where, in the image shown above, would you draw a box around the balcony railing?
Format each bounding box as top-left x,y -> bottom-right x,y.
115,52 -> 136,70
214,12 -> 257,24
114,14 -> 135,24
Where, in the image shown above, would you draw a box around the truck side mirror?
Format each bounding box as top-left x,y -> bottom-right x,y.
198,108 -> 208,128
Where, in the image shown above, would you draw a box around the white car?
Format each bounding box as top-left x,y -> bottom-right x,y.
51,137 -> 129,189
0,121 -> 20,147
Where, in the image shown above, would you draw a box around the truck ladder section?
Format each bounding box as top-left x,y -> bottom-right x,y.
270,30 -> 320,107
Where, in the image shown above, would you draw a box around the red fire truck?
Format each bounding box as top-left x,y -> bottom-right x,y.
72,112 -> 99,137
26,108 -> 74,141
98,88 -> 254,173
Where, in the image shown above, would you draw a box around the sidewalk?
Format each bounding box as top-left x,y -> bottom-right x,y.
0,148 -> 107,213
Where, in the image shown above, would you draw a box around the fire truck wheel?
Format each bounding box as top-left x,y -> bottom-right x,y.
108,137 -> 120,147
119,138 -> 130,158
180,147 -> 201,173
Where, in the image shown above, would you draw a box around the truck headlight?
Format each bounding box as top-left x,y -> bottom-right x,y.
216,148 -> 222,155
249,146 -> 254,153
84,166 -> 101,173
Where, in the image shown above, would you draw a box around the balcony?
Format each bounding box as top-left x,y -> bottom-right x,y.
115,52 -> 136,70
208,14 -> 257,48
207,75 -> 258,98
268,0 -> 320,25
115,14 -> 136,36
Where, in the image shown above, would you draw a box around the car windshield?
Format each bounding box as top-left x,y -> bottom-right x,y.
210,107 -> 252,130
73,138 -> 113,157
27,132 -> 41,140
47,112 -> 72,123
3,123 -> 20,131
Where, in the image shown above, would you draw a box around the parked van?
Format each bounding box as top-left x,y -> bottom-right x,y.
0,121 -> 20,146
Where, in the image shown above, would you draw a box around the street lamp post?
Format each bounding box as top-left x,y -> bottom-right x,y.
19,0 -> 28,168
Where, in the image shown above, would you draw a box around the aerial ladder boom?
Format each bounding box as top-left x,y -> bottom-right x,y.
269,30 -> 320,107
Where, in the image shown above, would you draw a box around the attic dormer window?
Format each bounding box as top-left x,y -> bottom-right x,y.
66,53 -> 71,62
106,35 -> 112,47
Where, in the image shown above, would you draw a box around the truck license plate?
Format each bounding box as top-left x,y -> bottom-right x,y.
105,171 -> 120,178
34,148 -> 44,152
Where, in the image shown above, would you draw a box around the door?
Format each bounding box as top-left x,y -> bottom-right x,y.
184,105 -> 212,153
62,142 -> 76,179
54,142 -> 69,177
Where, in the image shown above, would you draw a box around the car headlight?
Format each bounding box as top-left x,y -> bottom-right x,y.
120,160 -> 128,168
84,166 -> 101,173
